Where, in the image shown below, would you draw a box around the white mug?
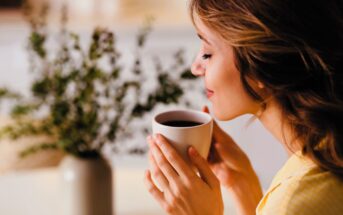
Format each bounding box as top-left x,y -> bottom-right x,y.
152,109 -> 213,166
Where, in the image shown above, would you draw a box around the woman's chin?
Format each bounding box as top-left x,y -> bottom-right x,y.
212,107 -> 241,121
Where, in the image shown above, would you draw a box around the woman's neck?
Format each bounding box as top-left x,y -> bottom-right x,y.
257,100 -> 301,156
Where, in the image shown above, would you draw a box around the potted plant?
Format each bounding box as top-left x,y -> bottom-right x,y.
0,2 -> 201,215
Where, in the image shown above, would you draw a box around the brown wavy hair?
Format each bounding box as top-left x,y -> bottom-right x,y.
189,0 -> 343,177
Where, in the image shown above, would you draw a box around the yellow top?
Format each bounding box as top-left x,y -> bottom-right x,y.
256,151 -> 343,215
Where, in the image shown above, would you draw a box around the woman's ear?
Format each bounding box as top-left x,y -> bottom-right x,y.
257,81 -> 265,89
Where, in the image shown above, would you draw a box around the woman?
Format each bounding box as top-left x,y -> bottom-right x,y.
144,0 -> 343,214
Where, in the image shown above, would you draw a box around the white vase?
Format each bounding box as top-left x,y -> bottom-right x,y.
59,155 -> 113,215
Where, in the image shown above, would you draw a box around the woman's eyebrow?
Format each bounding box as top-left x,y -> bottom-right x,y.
197,33 -> 212,46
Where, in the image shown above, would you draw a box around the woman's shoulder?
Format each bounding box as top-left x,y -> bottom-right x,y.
287,167 -> 343,213
257,165 -> 343,215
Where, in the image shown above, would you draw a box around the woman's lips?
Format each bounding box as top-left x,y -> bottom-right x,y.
206,89 -> 214,98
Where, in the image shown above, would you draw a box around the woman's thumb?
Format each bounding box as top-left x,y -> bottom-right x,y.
202,106 -> 223,138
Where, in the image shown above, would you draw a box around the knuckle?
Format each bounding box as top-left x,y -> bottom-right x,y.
165,151 -> 178,161
187,180 -> 199,191
174,185 -> 187,197
183,179 -> 194,190
152,169 -> 161,179
153,152 -> 163,163
159,159 -> 170,169
182,179 -> 191,188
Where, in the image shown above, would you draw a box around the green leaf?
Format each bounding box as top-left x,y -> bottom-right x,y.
29,32 -> 46,59
31,78 -> 51,98
107,118 -> 119,141
10,104 -> 36,118
0,122 -> 41,140
111,67 -> 120,79
52,101 -> 70,126
54,76 -> 69,97
86,67 -> 104,80
0,88 -> 21,100
180,68 -> 197,79
136,16 -> 154,47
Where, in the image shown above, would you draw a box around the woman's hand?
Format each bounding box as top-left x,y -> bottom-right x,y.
203,106 -> 263,215
144,134 -> 224,215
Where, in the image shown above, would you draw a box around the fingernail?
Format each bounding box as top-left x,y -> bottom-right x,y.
154,134 -> 162,146
189,146 -> 198,156
153,134 -> 158,140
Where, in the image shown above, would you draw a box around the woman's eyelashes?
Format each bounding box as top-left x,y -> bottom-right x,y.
202,53 -> 212,60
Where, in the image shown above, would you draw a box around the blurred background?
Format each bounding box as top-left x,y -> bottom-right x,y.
0,0 -> 288,214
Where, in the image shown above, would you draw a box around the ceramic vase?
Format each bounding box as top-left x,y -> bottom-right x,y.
59,155 -> 113,215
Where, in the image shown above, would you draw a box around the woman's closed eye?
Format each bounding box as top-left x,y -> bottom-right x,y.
202,53 -> 212,60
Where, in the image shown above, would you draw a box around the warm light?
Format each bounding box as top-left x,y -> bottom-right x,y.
68,0 -> 94,16
100,0 -> 119,19
27,0 -> 189,28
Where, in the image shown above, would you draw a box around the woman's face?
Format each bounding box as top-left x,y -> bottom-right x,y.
191,16 -> 261,120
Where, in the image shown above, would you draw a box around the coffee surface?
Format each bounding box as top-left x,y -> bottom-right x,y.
162,120 -> 202,127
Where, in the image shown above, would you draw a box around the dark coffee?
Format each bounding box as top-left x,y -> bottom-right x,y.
162,120 -> 202,127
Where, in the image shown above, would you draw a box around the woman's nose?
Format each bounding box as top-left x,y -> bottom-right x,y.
191,60 -> 205,77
